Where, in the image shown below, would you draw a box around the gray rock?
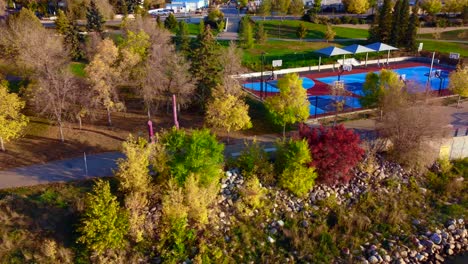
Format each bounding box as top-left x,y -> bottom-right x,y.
430,233 -> 442,244
412,219 -> 421,225
219,212 -> 225,218
277,220 -> 284,227
415,253 -> 425,262
400,250 -> 408,258
409,250 -> 417,257
269,228 -> 278,235
458,218 -> 464,225
368,256 -> 378,264
435,254 -> 444,262
383,255 -> 391,262
394,258 -> 406,264
446,248 -> 454,255
226,171 -> 232,177
448,225 -> 456,231
267,236 -> 275,243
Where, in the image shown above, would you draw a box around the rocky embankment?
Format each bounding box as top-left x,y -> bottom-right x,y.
215,157 -> 467,264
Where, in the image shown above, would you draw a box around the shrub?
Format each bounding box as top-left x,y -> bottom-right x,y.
77,179 -> 129,254
318,16 -> 330,24
164,13 -> 178,30
299,124 -> 364,185
236,139 -> 274,184
331,17 -> 341,24
161,128 -> 224,186
350,17 -> 359,25
184,174 -> 219,226
159,180 -> 195,263
239,176 -> 268,211
340,16 -> 352,24
276,139 -> 318,197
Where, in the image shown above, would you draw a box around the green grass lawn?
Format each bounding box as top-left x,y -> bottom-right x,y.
187,23 -> 200,35
420,40 -> 468,57
242,40 -> 380,70
257,20 -> 369,40
418,29 -> 468,41
70,62 -> 86,77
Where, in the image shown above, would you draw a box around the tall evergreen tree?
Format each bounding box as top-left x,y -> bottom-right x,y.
405,5 -> 419,51
240,16 -> 254,48
191,26 -> 223,108
175,20 -> 190,53
378,0 -> 393,43
258,0 -> 272,20
390,0 -> 402,46
368,12 -> 380,42
65,23 -> 85,60
398,0 -> 410,46
86,0 -> 105,34
256,23 -> 268,44
164,13 -> 178,30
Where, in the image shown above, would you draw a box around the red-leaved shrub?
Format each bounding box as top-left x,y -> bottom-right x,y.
299,124 -> 365,185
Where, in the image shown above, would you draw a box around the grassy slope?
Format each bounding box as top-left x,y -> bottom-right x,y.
420,40 -> 468,57
70,62 -> 86,77
257,20 -> 369,39
418,29 -> 468,41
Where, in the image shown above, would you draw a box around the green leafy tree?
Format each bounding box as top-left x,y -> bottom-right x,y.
296,22 -> 307,40
160,128 -> 225,186
265,73 -> 310,138
206,7 -> 225,30
164,13 -> 178,30
288,0 -> 304,15
121,30 -> 151,59
275,0 -> 291,17
256,23 -> 268,44
0,81 -> 29,151
77,179 -> 129,253
421,0 -> 442,15
377,0 -> 393,43
191,26 -> 222,107
258,0 -> 272,20
175,20 -> 190,53
343,0 -> 370,14
240,16 -> 254,48
198,19 -> 205,38
449,66 -> 468,107
275,139 -> 317,197
324,24 -> 336,42
205,89 -> 252,143
86,0 -> 105,34
360,72 -> 382,108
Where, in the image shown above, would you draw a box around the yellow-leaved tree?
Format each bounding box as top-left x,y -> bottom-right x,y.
86,38 -> 125,126
0,81 -> 29,151
449,66 -> 468,107
115,135 -> 153,242
205,87 -> 252,144
265,73 -> 310,138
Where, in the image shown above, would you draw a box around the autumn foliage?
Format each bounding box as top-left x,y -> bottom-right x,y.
299,124 -> 364,185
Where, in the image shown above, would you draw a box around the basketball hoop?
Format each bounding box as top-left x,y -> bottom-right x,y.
343,64 -> 352,72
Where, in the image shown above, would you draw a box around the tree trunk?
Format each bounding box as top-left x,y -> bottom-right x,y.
59,122 -> 65,142
78,116 -> 82,130
0,137 -> 4,152
283,124 -> 286,139
457,95 -> 461,108
147,107 -> 151,120
107,108 -> 112,126
227,130 -> 230,145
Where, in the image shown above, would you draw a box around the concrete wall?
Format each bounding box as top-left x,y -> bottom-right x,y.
440,128 -> 468,160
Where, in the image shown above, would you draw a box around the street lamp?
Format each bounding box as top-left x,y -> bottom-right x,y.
260,52 -> 266,99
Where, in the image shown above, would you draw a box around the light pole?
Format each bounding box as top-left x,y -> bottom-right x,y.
260,52 -> 266,99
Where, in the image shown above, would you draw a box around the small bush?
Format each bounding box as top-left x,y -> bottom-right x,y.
331,17 -> 341,24
276,139 -> 318,197
239,176 -> 267,210
184,174 -> 219,226
236,139 -> 274,184
340,16 -> 352,24
350,17 -> 359,25
318,16 -> 330,25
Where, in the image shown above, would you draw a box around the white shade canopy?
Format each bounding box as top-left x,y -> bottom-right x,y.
365,42 -> 398,52
314,46 -> 352,57
342,44 -> 376,54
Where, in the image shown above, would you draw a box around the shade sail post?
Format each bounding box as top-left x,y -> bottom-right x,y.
318,56 -> 321,72
365,53 -> 368,67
